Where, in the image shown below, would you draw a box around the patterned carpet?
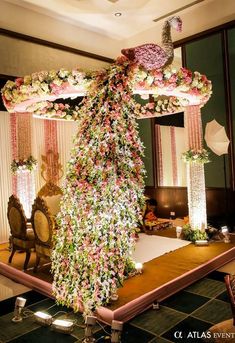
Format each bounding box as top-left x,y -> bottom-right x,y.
0,271 -> 232,343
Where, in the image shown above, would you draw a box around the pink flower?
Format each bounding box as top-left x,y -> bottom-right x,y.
169,74 -> 177,83
15,78 -> 24,87
137,81 -> 147,89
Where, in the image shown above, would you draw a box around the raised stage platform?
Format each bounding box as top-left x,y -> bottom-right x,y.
0,235 -> 234,325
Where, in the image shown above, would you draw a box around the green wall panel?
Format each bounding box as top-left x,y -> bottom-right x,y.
185,33 -> 228,188
138,118 -> 154,187
228,28 -> 235,168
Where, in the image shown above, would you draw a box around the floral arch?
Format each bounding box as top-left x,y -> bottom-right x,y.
2,57 -> 212,314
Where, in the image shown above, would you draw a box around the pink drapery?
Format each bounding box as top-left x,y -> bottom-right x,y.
10,113 -> 17,195
44,120 -> 59,184
155,124 -> 179,187
155,124 -> 163,186
10,113 -> 35,218
186,105 -> 203,150
170,126 -> 178,186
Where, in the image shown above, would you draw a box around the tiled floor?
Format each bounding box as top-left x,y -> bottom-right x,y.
0,270 -> 233,343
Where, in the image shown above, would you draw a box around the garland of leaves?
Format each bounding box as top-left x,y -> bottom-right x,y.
11,155 -> 37,174
51,58 -> 146,315
182,149 -> 210,164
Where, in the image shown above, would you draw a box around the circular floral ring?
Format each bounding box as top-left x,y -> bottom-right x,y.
1,64 -> 212,120
11,155 -> 37,174
1,68 -> 94,113
130,65 -> 212,106
182,149 -> 210,164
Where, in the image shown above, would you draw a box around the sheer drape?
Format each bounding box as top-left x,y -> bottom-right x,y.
0,112 -> 12,243
156,125 -> 187,186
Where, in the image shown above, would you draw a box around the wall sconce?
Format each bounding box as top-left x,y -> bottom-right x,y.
152,301 -> 160,310
135,262 -> 143,274
110,291 -> 119,301
51,319 -> 75,334
221,226 -> 231,243
176,226 -> 182,239
83,315 -> 97,342
34,311 -> 52,326
12,297 -> 27,322
111,320 -> 123,343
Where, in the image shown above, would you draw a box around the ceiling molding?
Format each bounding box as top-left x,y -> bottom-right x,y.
0,28 -> 115,64
153,0 -> 204,22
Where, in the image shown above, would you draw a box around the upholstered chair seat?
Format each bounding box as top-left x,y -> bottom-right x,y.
31,196 -> 55,272
7,195 -> 35,270
38,181 -> 63,216
41,194 -> 62,216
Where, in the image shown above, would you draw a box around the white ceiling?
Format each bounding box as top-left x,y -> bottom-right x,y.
5,0 -> 208,40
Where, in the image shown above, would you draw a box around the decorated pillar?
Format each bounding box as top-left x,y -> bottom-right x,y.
10,113 -> 36,218
184,105 -> 207,231
43,120 -> 60,185
38,119 -> 63,197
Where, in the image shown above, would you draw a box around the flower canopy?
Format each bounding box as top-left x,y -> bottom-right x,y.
51,59 -> 146,315
1,56 -> 212,315
1,61 -> 212,120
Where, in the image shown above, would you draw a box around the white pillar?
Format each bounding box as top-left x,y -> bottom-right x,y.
184,105 -> 207,231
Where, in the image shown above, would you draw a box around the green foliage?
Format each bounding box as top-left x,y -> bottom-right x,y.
182,224 -> 208,242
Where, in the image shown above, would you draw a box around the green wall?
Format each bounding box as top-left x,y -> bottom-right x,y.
185,33 -> 228,188
228,28 -> 235,160
138,118 -> 154,187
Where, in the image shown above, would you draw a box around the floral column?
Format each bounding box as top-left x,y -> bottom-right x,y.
184,105 -> 207,231
43,119 -> 60,185
10,113 -> 36,218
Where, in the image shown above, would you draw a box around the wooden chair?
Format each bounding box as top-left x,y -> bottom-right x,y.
31,196 -> 55,272
225,274 -> 235,325
38,181 -> 62,216
7,195 -> 35,270
205,274 -> 235,342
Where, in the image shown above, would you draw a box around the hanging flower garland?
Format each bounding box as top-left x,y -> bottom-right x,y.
139,96 -> 188,117
1,56 -> 213,316
27,101 -> 82,120
51,58 -> 146,315
182,149 -> 210,164
11,155 -> 37,174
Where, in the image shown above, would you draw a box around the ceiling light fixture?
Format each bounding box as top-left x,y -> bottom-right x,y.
114,12 -> 122,17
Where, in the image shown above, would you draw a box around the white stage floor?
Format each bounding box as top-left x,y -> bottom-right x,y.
131,233 -> 190,263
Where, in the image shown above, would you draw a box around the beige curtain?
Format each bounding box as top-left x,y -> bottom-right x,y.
0,112 -> 12,243
157,125 -> 187,187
